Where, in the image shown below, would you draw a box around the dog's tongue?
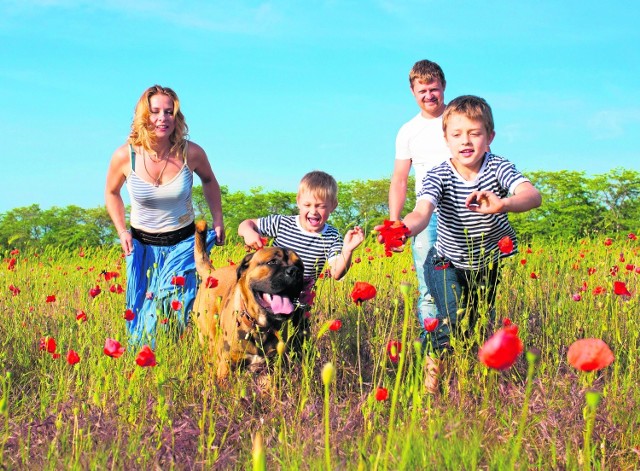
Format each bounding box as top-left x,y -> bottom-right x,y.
262,293 -> 295,314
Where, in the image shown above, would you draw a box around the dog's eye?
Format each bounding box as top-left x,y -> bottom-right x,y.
266,259 -> 279,265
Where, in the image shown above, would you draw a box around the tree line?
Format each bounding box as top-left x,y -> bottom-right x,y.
1,168 -> 638,252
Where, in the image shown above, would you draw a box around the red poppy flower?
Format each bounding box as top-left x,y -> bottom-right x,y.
497,236 -> 514,254
377,220 -> 411,256
423,318 -> 439,332
387,340 -> 402,364
530,272 -> 538,279
104,338 -> 125,358
89,285 -> 101,298
52,353 -> 61,360
39,336 -> 57,353
300,289 -> 316,306
76,310 -> 87,322
171,276 -> 186,286
205,276 -> 218,288
619,253 -> 625,263
46,294 -> 56,303
9,284 -> 20,296
434,261 -> 450,271
123,309 -> 135,321
572,293 -> 582,301
354,257 -> 361,264
110,284 -> 124,294
328,319 -> 342,331
478,325 -> 524,370
613,281 -> 631,296
160,318 -> 168,325
502,318 -> 512,327
171,300 -> 183,311
66,349 -> 80,365
103,271 -> 120,281
567,338 -> 614,372
78,247 -> 85,258
135,345 -> 157,367
629,233 -> 637,241
10,249 -> 19,255
375,387 -> 389,401
592,286 -> 606,296
520,259 -> 527,266
350,281 -> 377,305
603,238 -> 613,246
626,264 -> 636,271
7,258 -> 17,270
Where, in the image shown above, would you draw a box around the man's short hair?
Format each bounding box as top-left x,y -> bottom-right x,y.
409,60 -> 446,88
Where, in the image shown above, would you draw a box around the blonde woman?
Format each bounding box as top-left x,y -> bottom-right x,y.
105,85 -> 224,347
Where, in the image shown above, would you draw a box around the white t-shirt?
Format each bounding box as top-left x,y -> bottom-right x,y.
395,113 -> 452,195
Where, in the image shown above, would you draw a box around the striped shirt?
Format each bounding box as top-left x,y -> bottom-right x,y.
417,153 -> 528,270
126,145 -> 195,232
258,215 -> 343,280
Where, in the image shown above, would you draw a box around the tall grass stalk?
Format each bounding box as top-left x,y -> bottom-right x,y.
582,390 -> 602,471
382,284 -> 412,470
322,362 -> 335,471
509,348 -> 539,469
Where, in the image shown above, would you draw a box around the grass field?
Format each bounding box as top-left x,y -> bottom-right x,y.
1,234 -> 639,470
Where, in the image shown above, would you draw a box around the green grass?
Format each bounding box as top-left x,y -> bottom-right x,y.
1,235 -> 639,469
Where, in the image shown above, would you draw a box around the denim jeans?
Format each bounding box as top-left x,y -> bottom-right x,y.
411,213 -> 438,338
423,246 -> 500,351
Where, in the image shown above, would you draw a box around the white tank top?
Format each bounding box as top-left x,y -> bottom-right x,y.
126,144 -> 195,232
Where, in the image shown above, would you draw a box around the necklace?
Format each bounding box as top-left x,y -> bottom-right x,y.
143,152 -> 170,187
148,148 -> 170,163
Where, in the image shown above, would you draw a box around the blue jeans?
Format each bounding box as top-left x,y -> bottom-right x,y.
411,213 -> 438,338
423,246 -> 500,351
125,230 -> 217,348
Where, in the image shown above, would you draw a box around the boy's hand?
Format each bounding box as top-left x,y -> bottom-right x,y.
374,220 -> 410,254
466,191 -> 504,214
343,226 -> 365,252
243,233 -> 267,251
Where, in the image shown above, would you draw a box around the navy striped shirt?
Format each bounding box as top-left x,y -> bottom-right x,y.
417,153 -> 528,269
258,215 -> 343,280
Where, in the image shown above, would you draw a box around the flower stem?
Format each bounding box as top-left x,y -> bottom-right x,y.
383,289 -> 412,470
510,349 -> 538,468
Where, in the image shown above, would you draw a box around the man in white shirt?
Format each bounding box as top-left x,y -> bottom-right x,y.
388,60 -> 451,349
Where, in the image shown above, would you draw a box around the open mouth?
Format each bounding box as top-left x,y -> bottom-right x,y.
254,290 -> 298,315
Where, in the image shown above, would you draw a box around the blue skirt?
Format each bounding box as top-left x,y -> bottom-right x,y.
125,230 -> 217,347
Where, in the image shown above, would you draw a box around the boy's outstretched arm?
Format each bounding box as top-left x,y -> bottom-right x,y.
238,218 -> 265,250
328,226 -> 364,280
402,200 -> 435,237
465,182 -> 542,214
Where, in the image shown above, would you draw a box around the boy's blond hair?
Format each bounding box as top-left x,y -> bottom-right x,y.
298,171 -> 338,207
442,95 -> 495,136
409,60 -> 446,88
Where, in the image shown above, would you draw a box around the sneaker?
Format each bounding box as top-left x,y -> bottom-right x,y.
424,356 -> 441,395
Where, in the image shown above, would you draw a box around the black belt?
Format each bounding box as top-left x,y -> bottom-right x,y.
130,221 -> 195,246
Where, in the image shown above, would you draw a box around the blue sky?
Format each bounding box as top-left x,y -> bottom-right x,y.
1,0 -> 639,213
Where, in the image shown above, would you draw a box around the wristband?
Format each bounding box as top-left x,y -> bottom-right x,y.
118,228 -> 130,236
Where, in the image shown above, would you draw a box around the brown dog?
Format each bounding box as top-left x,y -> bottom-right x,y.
193,220 -> 305,382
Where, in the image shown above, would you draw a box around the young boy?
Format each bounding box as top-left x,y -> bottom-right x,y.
239,170 -> 364,288
385,95 -> 541,391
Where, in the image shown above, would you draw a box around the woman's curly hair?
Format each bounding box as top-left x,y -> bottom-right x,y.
128,85 -> 188,154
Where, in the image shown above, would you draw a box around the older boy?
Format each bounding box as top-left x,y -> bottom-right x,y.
389,60 -> 452,340
385,95 -> 541,392
239,170 -> 364,286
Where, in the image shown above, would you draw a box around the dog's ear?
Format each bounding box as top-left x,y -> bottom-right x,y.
236,252 -> 254,280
